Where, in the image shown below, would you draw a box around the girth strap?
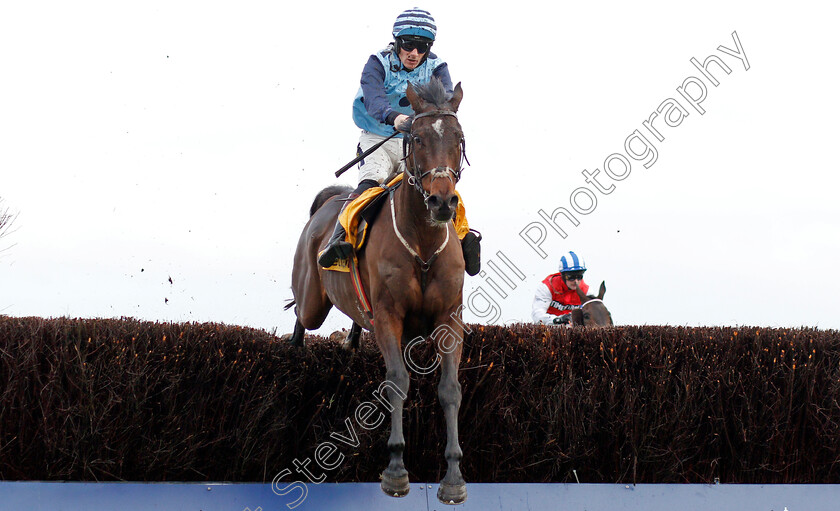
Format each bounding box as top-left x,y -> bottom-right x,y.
349,256 -> 374,327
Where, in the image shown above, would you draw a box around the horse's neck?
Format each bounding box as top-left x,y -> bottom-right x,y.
393,180 -> 447,254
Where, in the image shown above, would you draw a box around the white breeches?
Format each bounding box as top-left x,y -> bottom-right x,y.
357,131 -> 406,184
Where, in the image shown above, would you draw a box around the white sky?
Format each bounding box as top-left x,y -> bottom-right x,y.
2,1 -> 838,334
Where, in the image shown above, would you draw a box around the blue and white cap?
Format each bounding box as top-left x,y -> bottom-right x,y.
559,251 -> 586,273
392,8 -> 437,41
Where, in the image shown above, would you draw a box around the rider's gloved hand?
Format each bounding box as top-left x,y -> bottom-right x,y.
394,114 -> 413,133
552,315 -> 571,325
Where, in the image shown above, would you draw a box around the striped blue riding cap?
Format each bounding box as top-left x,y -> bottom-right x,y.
392,8 -> 437,41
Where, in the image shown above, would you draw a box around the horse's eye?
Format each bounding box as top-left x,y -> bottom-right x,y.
583,313 -> 591,320
413,136 -> 422,145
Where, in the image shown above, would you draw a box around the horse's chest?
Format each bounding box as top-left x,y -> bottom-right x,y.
418,280 -> 460,316
371,243 -> 462,316
377,271 -> 453,312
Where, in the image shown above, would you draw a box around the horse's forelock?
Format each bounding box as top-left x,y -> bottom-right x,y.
412,78 -> 450,109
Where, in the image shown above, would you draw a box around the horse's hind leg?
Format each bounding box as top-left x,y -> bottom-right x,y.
289,318 -> 306,347
287,288 -> 331,348
341,322 -> 363,351
290,268 -> 332,347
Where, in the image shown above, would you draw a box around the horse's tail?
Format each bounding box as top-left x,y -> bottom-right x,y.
284,298 -> 296,311
310,185 -> 353,217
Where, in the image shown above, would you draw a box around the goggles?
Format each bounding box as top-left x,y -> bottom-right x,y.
564,273 -> 585,281
398,37 -> 431,54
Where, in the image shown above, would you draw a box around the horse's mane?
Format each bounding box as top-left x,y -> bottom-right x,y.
384,169 -> 401,183
310,185 -> 352,217
412,77 -> 450,109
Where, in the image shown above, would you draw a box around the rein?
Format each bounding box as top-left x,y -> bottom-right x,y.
581,299 -> 604,308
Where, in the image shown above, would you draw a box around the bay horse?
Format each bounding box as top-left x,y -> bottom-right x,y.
571,281 -> 614,327
288,79 -> 469,504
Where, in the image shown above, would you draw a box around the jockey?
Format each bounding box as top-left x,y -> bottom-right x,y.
532,251 -> 590,325
317,7 -> 481,276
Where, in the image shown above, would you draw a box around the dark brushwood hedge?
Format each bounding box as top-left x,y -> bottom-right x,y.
1,316 -> 839,483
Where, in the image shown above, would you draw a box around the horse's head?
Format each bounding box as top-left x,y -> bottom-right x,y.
404,79 -> 465,225
572,281 -> 614,327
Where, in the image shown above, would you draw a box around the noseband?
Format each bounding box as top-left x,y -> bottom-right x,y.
402,110 -> 469,204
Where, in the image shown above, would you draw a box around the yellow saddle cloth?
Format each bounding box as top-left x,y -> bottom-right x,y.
324,173 -> 470,273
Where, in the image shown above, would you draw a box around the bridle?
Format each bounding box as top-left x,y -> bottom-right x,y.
388,109 -> 469,290
580,299 -> 604,309
571,298 -> 610,327
402,110 -> 469,204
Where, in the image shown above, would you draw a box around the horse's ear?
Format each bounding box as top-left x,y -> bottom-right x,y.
406,82 -> 422,111
598,281 -> 606,300
575,285 -> 588,302
449,82 -> 463,112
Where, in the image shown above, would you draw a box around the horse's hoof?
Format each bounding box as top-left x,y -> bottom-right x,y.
380,471 -> 410,497
437,482 -> 467,505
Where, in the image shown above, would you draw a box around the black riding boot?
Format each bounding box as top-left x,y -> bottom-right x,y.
317,180 -> 378,268
461,229 -> 482,276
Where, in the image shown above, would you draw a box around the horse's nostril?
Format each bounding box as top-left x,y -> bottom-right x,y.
426,195 -> 441,208
448,196 -> 459,209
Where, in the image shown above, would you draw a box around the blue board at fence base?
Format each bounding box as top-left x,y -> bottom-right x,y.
1,481 -> 838,511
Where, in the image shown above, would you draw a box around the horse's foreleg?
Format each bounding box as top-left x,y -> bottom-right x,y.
375,315 -> 411,497
436,329 -> 467,504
